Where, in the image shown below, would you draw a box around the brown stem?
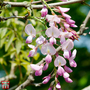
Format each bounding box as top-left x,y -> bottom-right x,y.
1,0 -> 85,9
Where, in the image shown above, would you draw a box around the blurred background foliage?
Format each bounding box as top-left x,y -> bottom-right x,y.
0,0 -> 90,90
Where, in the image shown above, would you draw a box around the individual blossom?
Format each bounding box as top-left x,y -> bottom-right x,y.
25,24 -> 36,43
61,39 -> 74,51
46,15 -> 60,26
65,77 -> 73,83
55,6 -> 70,13
54,56 -> 66,76
56,82 -> 61,89
36,36 -> 46,45
28,44 -> 37,57
42,74 -> 51,84
41,6 -> 48,17
46,26 -> 60,44
64,65 -> 73,73
60,0 -> 68,2
63,49 -> 77,67
62,12 -> 71,19
30,64 -> 43,76
41,43 -> 56,70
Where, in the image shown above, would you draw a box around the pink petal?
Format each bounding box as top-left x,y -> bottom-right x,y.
56,82 -> 61,89
69,59 -> 77,67
57,66 -> 64,76
66,18 -> 75,24
43,63 -> 49,71
60,0 -> 68,2
30,64 -> 43,71
70,49 -> 77,60
63,50 -> 70,59
42,75 -> 51,84
45,26 -> 60,38
54,56 -> 66,67
41,43 -> 56,55
61,39 -> 74,51
64,23 -> 70,28
26,36 -> 32,43
25,24 -> 36,36
41,6 -> 48,17
70,24 -> 77,27
65,78 -> 73,83
57,7 -> 70,13
45,54 -> 52,63
28,49 -> 36,57
62,13 -> 71,19
63,72 -> 69,78
49,37 -> 56,45
28,44 -> 35,49
35,69 -> 42,76
36,36 -> 45,45
64,65 -> 73,73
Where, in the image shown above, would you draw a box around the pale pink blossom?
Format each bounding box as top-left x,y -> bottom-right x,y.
36,36 -> 45,45
41,43 -> 56,55
57,66 -> 64,76
41,6 -> 48,17
69,59 -> 77,67
61,39 -> 74,51
28,44 -> 37,57
54,56 -> 66,67
46,15 -> 60,26
30,64 -> 43,76
66,18 -> 75,24
49,37 -> 56,45
70,24 -> 77,27
56,82 -> 61,89
42,74 -> 51,84
48,86 -> 53,90
45,54 -> 52,64
63,72 -> 69,78
64,23 -> 70,28
62,13 -> 71,19
56,7 -> 70,13
43,63 -> 49,71
65,77 -> 73,83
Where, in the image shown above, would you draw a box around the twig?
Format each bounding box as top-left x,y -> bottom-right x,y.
1,0 -> 85,9
0,14 -> 29,21
15,46 -> 62,90
77,11 -> 90,35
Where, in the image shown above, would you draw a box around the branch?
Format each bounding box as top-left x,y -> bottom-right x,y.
1,0 -> 85,9
0,63 -> 17,83
15,46 -> 62,90
77,10 -> 90,35
0,14 -> 29,21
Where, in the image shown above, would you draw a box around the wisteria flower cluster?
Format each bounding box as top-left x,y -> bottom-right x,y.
25,5 -> 79,90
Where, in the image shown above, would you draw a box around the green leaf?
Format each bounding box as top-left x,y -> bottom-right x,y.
0,58 -> 7,65
16,38 -> 22,54
5,31 -> 15,51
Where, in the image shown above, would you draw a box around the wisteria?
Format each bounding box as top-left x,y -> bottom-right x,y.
25,1 -> 79,90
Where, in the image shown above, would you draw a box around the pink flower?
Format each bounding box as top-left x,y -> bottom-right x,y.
36,36 -> 45,45
48,86 -> 53,90
42,74 -> 51,84
45,54 -> 52,64
61,39 -> 74,51
49,37 -> 56,45
62,13 -> 71,19
41,43 -> 56,55
63,49 -> 77,67
41,6 -> 48,17
46,15 -> 60,26
64,23 -> 70,28
66,18 -> 75,24
57,66 -> 64,76
56,7 -> 70,13
30,64 -> 43,76
56,82 -> 61,89
63,72 -> 69,78
46,26 -> 60,38
54,56 -> 66,67
25,24 -> 36,43
28,44 -> 37,57
43,63 -> 49,71
64,65 -> 72,73
65,77 -> 73,83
